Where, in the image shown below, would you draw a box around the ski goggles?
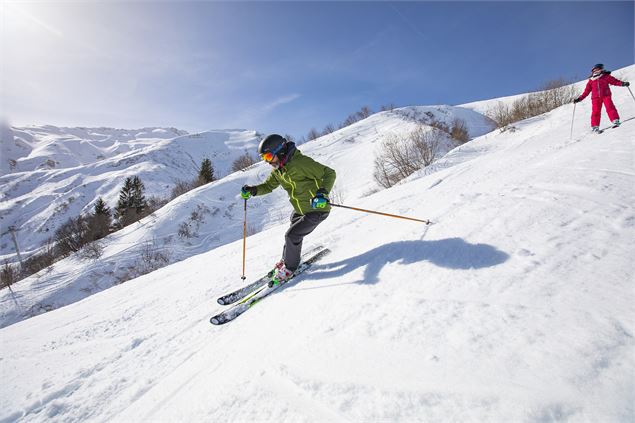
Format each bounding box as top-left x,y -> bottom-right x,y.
260,144 -> 284,162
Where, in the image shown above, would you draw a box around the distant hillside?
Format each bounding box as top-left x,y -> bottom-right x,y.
0,127 -> 261,260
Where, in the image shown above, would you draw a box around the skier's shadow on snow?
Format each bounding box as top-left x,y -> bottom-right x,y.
305,238 -> 509,285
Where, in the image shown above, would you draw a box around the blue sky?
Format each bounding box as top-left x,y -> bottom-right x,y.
2,1 -> 633,139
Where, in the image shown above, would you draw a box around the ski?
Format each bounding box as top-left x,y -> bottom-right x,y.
210,248 -> 331,325
216,246 -> 327,305
598,123 -> 621,133
216,274 -> 272,306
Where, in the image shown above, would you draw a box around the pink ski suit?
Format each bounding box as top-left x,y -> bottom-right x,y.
577,71 -> 624,127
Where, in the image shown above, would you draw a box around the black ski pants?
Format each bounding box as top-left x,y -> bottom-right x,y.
283,211 -> 329,271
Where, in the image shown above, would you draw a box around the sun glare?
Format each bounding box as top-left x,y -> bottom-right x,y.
3,2 -> 64,38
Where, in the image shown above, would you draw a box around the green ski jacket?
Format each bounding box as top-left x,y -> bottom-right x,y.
254,149 -> 336,215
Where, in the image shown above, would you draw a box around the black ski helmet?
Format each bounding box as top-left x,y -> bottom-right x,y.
258,134 -> 287,159
592,63 -> 604,71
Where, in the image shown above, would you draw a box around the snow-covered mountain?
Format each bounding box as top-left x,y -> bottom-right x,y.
0,126 -> 262,261
1,65 -> 634,422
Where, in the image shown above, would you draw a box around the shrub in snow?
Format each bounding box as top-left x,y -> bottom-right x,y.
19,238 -> 57,280
1,261 -> 18,289
170,180 -> 197,200
79,241 -> 104,261
116,239 -> 171,284
178,204 -> 212,239
231,152 -> 257,173
487,78 -> 577,129
450,118 -> 470,144
373,126 -> 441,188
55,216 -> 91,257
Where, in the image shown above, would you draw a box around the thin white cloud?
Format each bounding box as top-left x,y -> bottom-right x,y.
262,93 -> 302,113
220,93 -> 302,131
5,3 -> 63,37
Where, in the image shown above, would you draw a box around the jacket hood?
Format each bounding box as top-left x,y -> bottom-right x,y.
590,70 -> 612,79
279,141 -> 297,167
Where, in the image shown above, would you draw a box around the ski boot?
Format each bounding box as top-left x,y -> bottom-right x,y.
612,119 -> 621,128
268,261 -> 294,288
591,126 -> 602,134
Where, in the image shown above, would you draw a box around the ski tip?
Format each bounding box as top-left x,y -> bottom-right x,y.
217,298 -> 226,305
210,317 -> 221,325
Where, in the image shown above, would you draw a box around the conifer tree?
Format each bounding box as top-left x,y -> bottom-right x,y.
116,176 -> 148,227
89,197 -> 112,240
198,158 -> 215,184
131,176 -> 147,212
116,177 -> 135,219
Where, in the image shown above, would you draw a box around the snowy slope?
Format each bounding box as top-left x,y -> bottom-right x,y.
459,66 -> 633,116
0,127 -> 261,260
1,66 -> 634,422
0,105 -> 493,328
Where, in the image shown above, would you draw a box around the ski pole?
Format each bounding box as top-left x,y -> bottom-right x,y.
329,202 -> 431,224
628,86 -> 635,103
570,102 -> 576,140
241,198 -> 247,280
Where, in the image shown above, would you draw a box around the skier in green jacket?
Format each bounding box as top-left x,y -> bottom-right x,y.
241,134 -> 336,284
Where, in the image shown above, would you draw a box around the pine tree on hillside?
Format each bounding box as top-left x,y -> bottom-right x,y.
94,197 -> 111,216
131,176 -> 147,211
88,197 -> 112,240
116,176 -> 148,227
116,177 -> 135,217
198,158 -> 215,185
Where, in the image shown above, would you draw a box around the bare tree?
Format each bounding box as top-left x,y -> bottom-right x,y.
410,126 -> 441,168
321,124 -> 336,136
55,216 -> 91,256
306,128 -> 321,141
373,126 -> 441,188
171,180 -> 197,200
358,106 -> 372,119
80,241 -> 104,260
231,152 -> 257,172
1,260 -> 18,289
20,238 -> 57,280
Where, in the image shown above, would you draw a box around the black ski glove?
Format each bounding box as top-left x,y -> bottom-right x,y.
573,97 -> 582,103
623,81 -> 630,87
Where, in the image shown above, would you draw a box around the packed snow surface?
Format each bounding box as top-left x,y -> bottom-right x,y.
1,65 -> 634,422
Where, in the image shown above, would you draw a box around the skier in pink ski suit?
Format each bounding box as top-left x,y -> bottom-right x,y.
574,63 -> 630,132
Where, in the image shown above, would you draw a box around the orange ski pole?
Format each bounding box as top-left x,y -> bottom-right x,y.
329,202 -> 431,225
